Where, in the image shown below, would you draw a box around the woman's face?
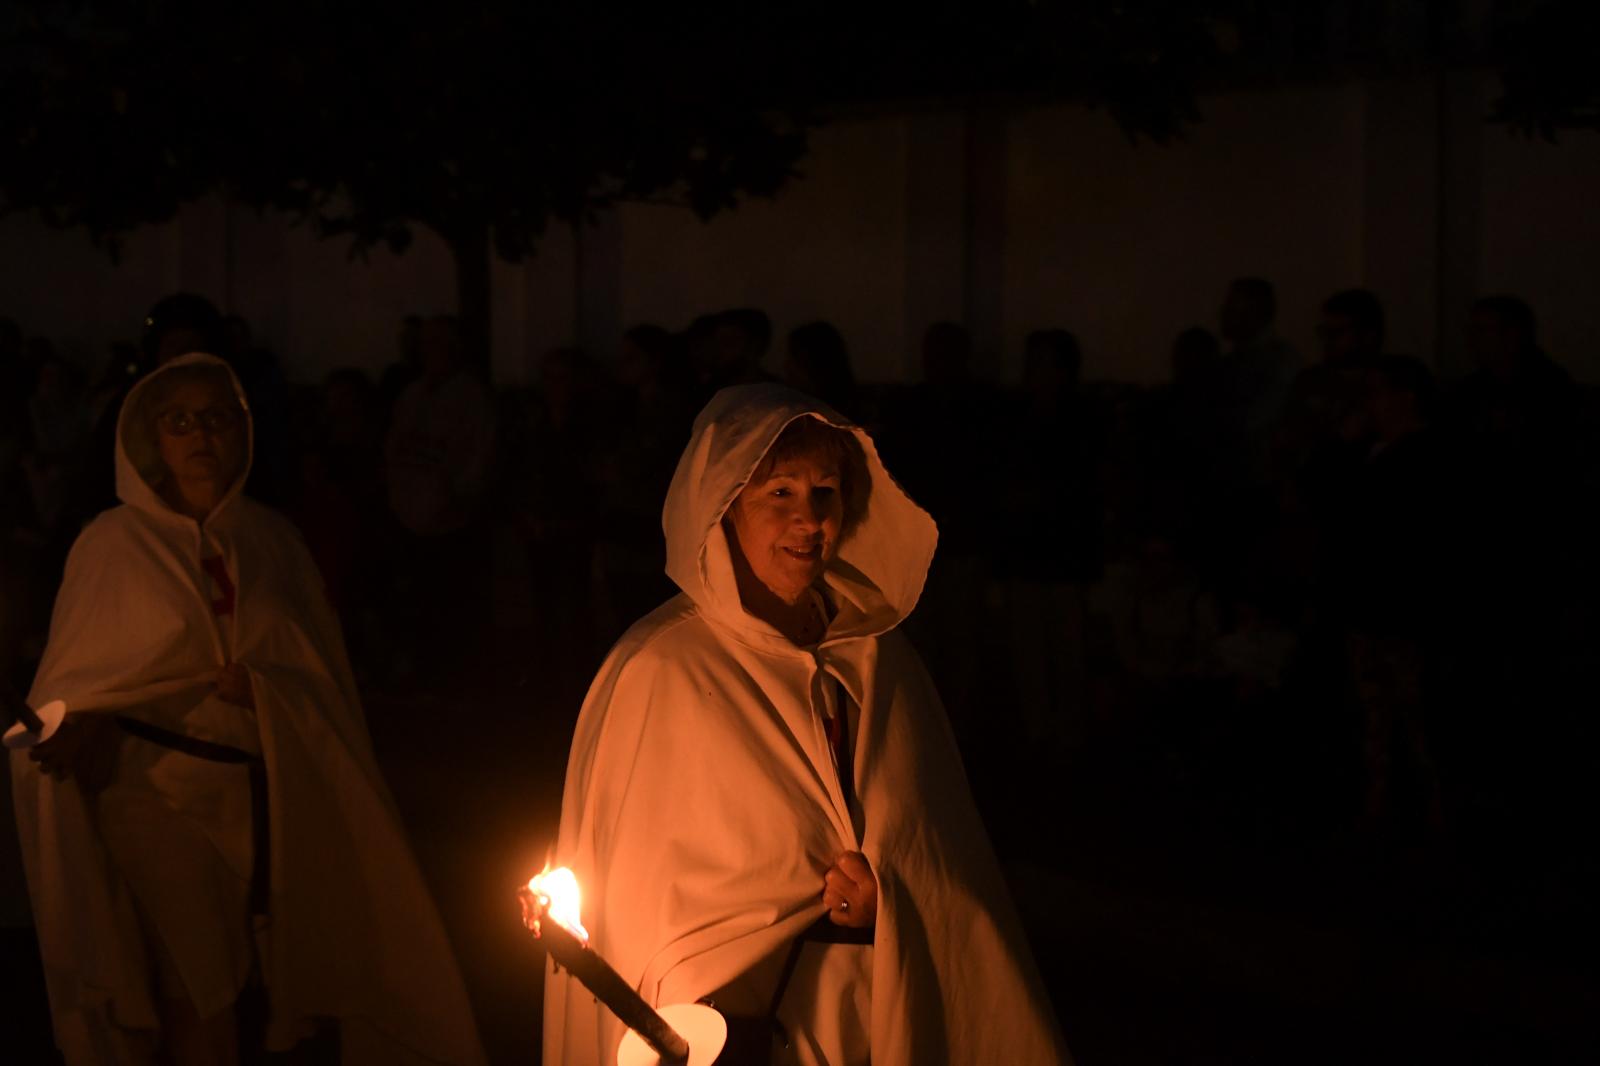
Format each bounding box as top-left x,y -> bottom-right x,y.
154,378 -> 246,491
726,451 -> 845,605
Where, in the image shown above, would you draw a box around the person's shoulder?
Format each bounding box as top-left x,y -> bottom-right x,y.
67,505 -> 141,558
608,597 -> 709,675
601,597 -> 772,705
75,503 -> 134,539
875,627 -> 933,676
860,629 -> 954,737
573,598 -> 706,739
58,505 -> 175,585
235,497 -> 304,540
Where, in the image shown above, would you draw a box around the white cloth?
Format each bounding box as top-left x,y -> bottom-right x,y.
544,384 -> 1070,1066
93,749 -> 254,1019
12,353 -> 486,1066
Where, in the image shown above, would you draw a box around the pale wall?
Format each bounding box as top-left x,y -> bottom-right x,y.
0,212 -> 182,372
1004,84 -> 1367,383
2,76 -> 1597,387
617,119 -> 910,382
1479,125 -> 1600,382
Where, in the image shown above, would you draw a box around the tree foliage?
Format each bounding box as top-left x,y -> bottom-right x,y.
0,1 -> 1227,261
2,2 -> 1592,279
1489,0 -> 1600,138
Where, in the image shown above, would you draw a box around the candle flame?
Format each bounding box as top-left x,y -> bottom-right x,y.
527,866 -> 590,943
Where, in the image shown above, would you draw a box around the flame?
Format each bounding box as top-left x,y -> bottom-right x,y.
527,866 -> 590,943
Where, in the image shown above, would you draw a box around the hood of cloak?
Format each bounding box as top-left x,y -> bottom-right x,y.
545,385 -> 1069,1066
662,384 -> 937,648
14,354 -> 486,1065
115,351 -> 253,524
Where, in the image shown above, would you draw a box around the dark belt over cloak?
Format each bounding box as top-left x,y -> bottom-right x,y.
114,715 -> 269,917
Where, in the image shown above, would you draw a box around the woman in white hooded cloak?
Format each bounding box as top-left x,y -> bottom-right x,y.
545,385 -> 1070,1065
11,354 -> 485,1066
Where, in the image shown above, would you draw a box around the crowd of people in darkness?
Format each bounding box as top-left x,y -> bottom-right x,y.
3,280 -> 1596,863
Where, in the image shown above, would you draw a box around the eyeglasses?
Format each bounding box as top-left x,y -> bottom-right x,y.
156,405 -> 243,436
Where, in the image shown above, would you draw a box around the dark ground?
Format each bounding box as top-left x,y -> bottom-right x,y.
4,604 -> 1599,1066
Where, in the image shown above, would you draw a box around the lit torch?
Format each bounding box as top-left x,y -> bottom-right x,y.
520,867 -> 725,1066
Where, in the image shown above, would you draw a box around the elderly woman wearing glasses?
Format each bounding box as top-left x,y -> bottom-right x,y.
12,354 -> 484,1066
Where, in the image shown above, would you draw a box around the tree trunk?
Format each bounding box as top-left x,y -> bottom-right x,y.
452,221 -> 492,379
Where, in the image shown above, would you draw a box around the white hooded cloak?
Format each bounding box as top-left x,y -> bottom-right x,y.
11,354 -> 485,1066
544,385 -> 1070,1065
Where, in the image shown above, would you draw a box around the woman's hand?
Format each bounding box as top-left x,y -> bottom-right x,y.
822,851 -> 878,929
216,663 -> 255,709
29,713 -> 124,795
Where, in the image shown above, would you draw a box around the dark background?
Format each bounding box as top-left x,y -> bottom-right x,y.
4,3 -> 1600,1064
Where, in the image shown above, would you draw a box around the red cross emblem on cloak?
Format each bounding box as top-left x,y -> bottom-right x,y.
200,555 -> 237,617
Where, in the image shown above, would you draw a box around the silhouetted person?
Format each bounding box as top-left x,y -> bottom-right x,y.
87,342 -> 143,426
146,293 -> 229,368
1283,297 -> 1392,800
1100,523 -> 1220,724
514,346 -> 614,681
21,354 -> 90,537
596,325 -> 697,642
22,335 -> 57,378
1144,327 -> 1226,538
1447,297 -> 1587,828
1296,288 -> 1385,425
221,314 -> 292,507
1329,356 -> 1449,832
1453,296 -> 1582,603
682,313 -> 720,391
1457,295 -> 1578,450
1209,277 -> 1300,582
1171,325 -> 1222,389
295,368 -> 386,646
1218,278 -> 1300,475
1220,277 -> 1289,357
614,325 -> 696,452
920,320 -> 971,389
1,317 -> 31,497
3,337 -> 87,691
319,368 -> 386,494
694,307 -> 775,396
784,320 -> 860,420
1281,289 -> 1388,515
384,315 -> 496,681
996,330 -> 1100,751
387,316 -> 494,538
379,313 -> 425,426
886,322 -> 997,748
1319,289 -> 1385,365
0,316 -> 24,430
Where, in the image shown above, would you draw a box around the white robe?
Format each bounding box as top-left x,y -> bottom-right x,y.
544,385 -> 1070,1065
12,353 -> 486,1066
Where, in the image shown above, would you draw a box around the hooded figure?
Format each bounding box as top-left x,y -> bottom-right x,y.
12,354 -> 485,1065
544,385 -> 1068,1066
